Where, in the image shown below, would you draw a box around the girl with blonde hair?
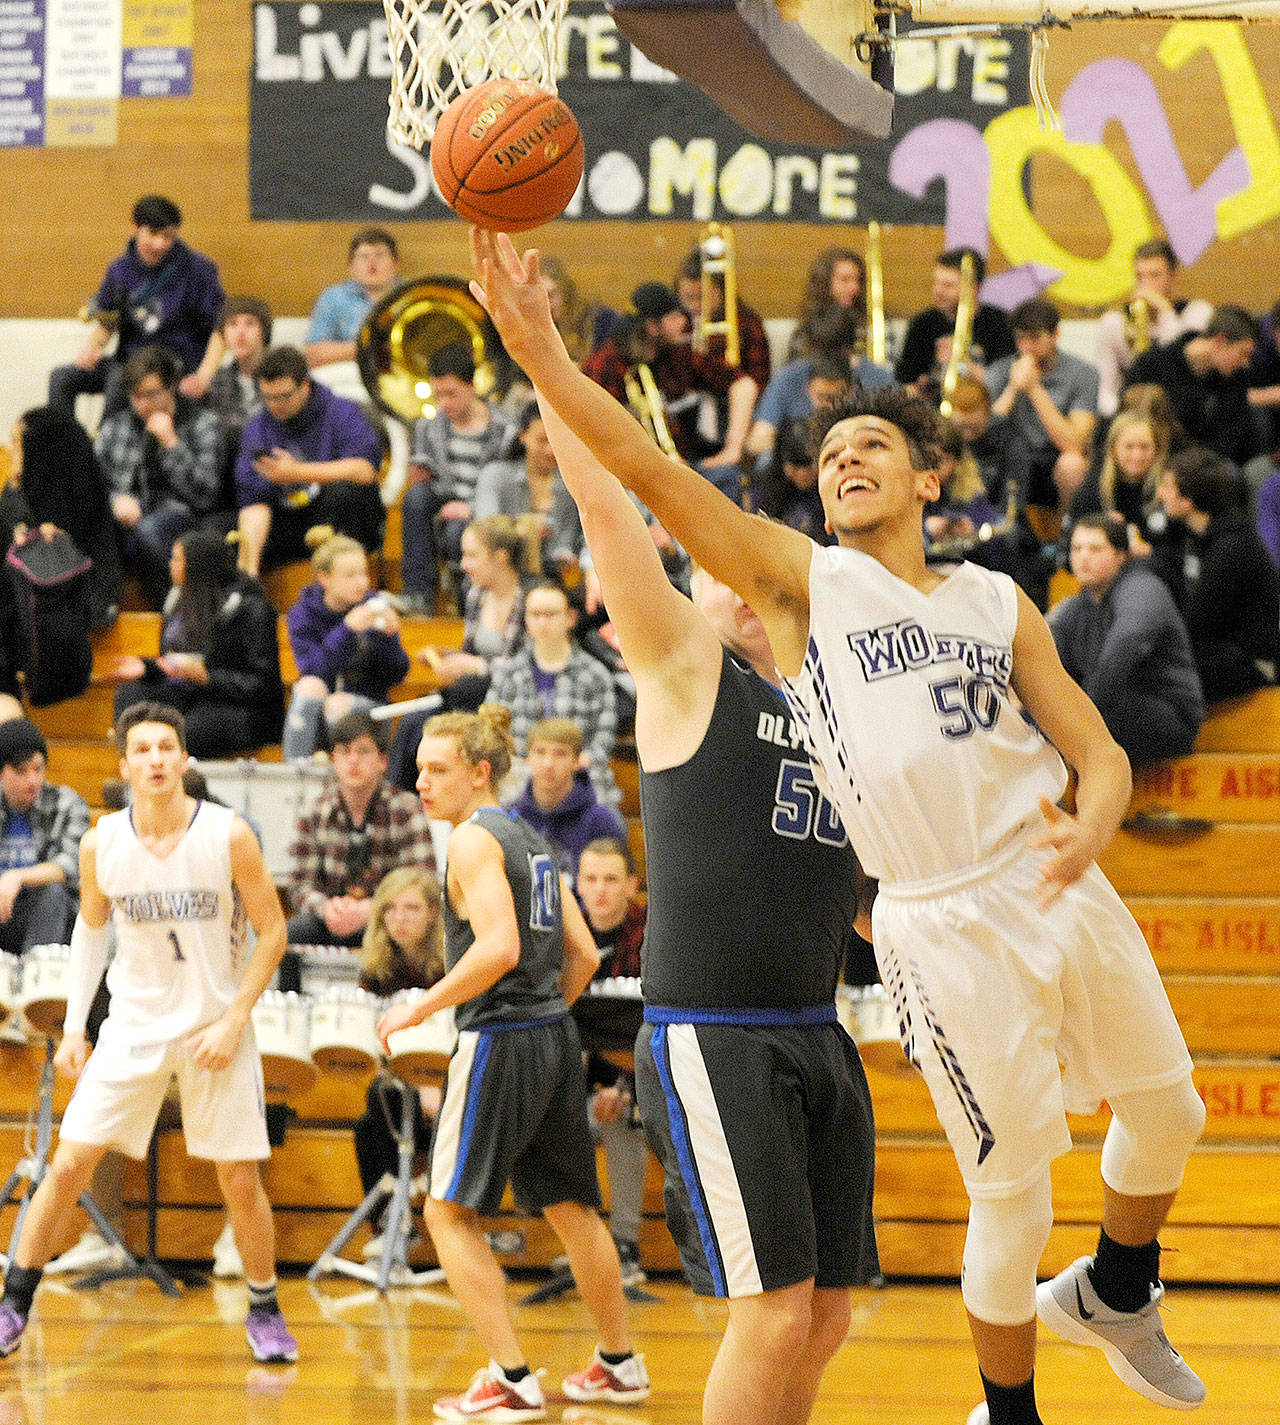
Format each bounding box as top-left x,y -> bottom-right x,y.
352,864 -> 446,1259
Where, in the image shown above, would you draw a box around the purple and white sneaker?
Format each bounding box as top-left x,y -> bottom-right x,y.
0,1302 -> 28,1358
246,1307 -> 298,1364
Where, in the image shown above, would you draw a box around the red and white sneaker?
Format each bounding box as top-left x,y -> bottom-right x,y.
562,1348 -> 651,1404
433,1363 -> 546,1421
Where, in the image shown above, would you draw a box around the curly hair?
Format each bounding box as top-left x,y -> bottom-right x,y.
423,703 -> 515,788
360,865 -> 444,988
808,385 -> 944,473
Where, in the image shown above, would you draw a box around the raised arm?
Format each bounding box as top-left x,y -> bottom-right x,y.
471,231 -> 813,671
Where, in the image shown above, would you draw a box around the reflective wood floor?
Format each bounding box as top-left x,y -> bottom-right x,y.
0,1272 -> 1277,1424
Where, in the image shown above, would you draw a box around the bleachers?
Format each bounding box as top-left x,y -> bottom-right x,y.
6,619 -> 1280,1278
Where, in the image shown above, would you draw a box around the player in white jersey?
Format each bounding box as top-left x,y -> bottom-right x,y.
469,231 -> 1207,1425
0,702 -> 299,1366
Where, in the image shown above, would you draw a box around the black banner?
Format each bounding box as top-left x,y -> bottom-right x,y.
250,1 -> 1028,222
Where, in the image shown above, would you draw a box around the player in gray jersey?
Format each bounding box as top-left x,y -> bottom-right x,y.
377,705 -> 647,1422
0,701 -> 297,1365
472,233 -> 1206,1425
470,274 -> 877,1425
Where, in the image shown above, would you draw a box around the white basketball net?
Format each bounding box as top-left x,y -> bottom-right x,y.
383,0 -> 569,150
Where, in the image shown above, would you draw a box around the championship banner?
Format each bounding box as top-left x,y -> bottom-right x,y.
249,0 -> 1030,223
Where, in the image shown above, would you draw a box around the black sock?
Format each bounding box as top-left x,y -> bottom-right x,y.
980,1372 -> 1042,1425
600,1350 -> 631,1366
2,1265 -> 42,1317
247,1279 -> 279,1315
1088,1229 -> 1160,1313
500,1363 -> 531,1384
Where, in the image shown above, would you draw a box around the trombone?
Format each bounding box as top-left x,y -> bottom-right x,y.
692,223 -> 739,368
1125,296 -> 1152,356
624,363 -> 681,460
938,252 -> 978,418
866,221 -> 886,366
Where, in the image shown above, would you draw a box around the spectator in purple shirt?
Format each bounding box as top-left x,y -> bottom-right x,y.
49,195 -> 225,421
234,346 -> 385,576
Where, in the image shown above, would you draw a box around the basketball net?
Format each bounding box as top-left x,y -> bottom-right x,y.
383,0 -> 570,149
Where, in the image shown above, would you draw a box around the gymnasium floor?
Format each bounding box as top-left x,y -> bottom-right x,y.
0,1272 -> 1277,1424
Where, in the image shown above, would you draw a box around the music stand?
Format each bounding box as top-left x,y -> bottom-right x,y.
308,1072 -> 444,1292
0,1037 -> 143,1282
73,1126 -> 187,1296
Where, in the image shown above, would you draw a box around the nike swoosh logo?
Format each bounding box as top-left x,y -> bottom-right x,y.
1075,1281 -> 1095,1320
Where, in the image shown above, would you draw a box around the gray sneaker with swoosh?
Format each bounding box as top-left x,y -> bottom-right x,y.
1036,1256 -> 1205,1409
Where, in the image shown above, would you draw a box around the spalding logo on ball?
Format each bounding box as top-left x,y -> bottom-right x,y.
430,78 -> 585,232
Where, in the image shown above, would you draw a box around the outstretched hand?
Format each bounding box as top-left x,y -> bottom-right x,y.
1027,795 -> 1097,912
468,229 -> 562,369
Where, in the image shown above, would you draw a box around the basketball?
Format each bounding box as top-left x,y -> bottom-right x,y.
430,78 -> 584,232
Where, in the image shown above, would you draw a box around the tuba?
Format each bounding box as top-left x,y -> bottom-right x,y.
356,276 -> 504,423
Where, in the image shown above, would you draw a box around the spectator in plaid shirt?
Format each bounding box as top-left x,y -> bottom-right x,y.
284,711 -> 436,966
0,719 -> 89,955
96,345 -> 224,608
485,580 -> 619,807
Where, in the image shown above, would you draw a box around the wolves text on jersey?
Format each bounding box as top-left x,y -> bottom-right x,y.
113,888 -> 220,922
846,619 -> 1013,689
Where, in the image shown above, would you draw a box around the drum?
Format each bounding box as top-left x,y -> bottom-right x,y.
309,986 -> 383,1076
297,944 -> 363,997
0,951 -> 22,1027
385,991 -> 455,1086
836,984 -> 905,1069
19,944 -> 73,1038
252,990 -> 318,1097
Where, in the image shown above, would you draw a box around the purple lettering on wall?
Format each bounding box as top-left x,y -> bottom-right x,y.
1059,58 -> 1250,266
889,118 -> 991,253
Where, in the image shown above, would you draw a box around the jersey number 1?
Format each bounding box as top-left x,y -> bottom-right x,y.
168,930 -> 185,962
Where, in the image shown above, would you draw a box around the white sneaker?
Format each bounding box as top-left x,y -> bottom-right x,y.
44,1230 -> 126,1275
212,1221 -> 244,1279
433,1363 -> 546,1421
1037,1256 -> 1205,1409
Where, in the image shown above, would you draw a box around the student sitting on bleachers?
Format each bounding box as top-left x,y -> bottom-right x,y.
283,532 -> 408,762
386,514 -> 535,792
398,341 -> 512,614
352,865 -> 444,1261
1050,515 -> 1204,768
473,403 -> 584,578
234,346 -> 385,578
205,297 -> 271,443
485,577 -> 619,807
110,528 -> 284,758
96,346 -> 225,608
1151,447 -> 1280,702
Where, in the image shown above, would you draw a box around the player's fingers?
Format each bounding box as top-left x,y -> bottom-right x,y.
524,248 -> 540,284
1037,795 -> 1062,824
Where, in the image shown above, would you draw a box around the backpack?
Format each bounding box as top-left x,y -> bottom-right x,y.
6,530 -> 94,707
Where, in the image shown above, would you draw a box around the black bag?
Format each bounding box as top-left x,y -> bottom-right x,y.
6,530 -> 94,706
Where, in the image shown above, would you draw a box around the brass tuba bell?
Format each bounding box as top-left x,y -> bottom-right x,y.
356,275 -> 504,423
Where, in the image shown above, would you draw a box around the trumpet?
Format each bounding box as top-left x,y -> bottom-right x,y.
866,221 -> 886,366
1125,296 -> 1152,356
938,252 -> 978,418
925,477 -> 1021,561
692,223 -> 739,368
624,363 -> 681,460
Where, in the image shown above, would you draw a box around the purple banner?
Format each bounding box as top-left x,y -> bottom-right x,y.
0,0 -> 46,147
122,44 -> 192,96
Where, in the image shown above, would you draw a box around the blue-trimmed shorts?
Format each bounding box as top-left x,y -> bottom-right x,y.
634,1005 -> 878,1298
427,1013 -> 602,1215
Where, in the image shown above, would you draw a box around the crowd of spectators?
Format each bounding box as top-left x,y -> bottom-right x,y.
5,199 -> 1279,776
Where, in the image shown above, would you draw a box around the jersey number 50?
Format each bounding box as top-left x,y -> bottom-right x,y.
772,760 -> 847,846
930,674 -> 1000,740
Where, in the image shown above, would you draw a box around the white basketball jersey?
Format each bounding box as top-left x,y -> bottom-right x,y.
96,801 -> 249,1046
783,545 -> 1067,884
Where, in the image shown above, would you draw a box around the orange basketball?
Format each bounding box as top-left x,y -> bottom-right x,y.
430,78 -> 584,232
